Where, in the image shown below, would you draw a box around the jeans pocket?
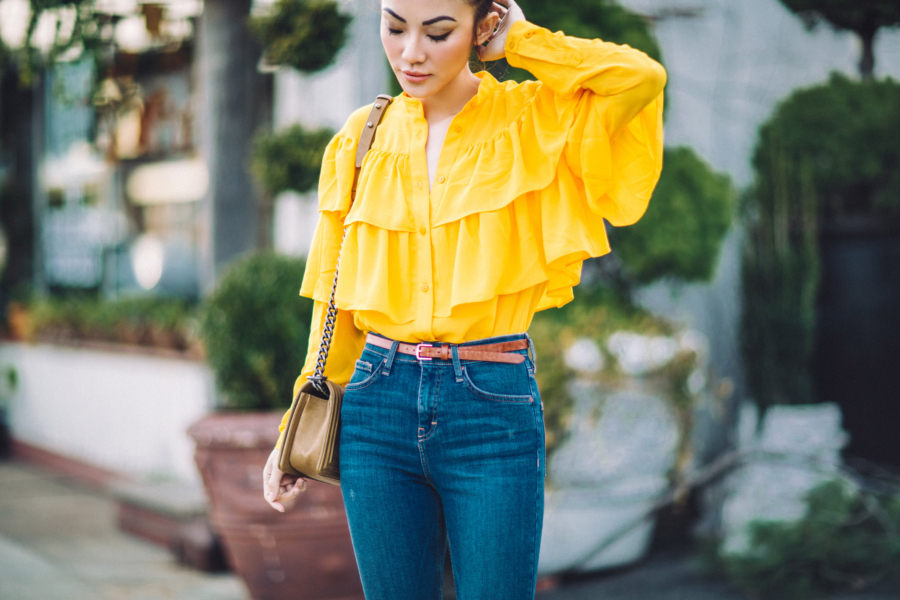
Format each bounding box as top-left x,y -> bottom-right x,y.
461,363 -> 534,404
346,358 -> 384,390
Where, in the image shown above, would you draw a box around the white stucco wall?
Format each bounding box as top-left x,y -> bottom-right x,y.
1,343 -> 215,483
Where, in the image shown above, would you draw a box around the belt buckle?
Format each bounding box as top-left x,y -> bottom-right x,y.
415,343 -> 433,361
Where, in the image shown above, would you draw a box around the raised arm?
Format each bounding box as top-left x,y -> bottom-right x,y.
506,21 -> 665,133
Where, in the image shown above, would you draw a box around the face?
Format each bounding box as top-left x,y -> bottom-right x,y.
380,0 -> 492,99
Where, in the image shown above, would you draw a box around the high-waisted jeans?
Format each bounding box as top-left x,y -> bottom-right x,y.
339,333 -> 546,600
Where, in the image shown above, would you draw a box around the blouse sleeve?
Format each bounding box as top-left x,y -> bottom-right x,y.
504,20 -> 666,226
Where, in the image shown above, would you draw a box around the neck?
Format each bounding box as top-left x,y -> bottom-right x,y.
420,66 -> 481,122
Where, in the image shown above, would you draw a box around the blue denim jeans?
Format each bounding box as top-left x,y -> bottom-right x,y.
339,333 -> 546,600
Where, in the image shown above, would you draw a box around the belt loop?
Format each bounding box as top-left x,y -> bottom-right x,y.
383,340 -> 400,375
525,333 -> 537,375
451,344 -> 463,381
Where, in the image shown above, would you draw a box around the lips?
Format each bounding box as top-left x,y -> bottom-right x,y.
402,70 -> 431,83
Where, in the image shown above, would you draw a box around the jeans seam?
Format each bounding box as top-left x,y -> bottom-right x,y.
419,367 -> 441,442
435,508 -> 446,600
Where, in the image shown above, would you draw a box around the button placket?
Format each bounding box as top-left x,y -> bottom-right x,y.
410,108 -> 468,341
410,114 -> 435,340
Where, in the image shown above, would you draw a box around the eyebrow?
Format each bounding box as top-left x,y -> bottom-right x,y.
382,9 -> 457,26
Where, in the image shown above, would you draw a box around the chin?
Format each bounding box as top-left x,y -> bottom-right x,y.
396,74 -> 441,99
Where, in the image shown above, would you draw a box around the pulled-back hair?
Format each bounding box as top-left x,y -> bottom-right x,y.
465,0 -> 494,40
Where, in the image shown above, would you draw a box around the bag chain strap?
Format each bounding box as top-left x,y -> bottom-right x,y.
308,95 -> 393,394
309,228 -> 347,393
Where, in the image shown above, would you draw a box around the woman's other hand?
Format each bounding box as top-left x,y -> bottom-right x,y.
476,1 -> 526,62
263,447 -> 307,512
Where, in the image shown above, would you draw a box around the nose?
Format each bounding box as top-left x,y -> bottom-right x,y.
401,34 -> 426,66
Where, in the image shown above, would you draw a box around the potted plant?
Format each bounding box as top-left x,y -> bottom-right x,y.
531,146 -> 734,575
190,251 -> 363,600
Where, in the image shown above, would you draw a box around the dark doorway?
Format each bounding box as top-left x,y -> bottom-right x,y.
814,224 -> 900,468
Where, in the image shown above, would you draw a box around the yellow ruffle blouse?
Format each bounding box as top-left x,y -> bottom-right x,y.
277,20 -> 666,444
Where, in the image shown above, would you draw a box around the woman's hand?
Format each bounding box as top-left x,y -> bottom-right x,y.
476,1 -> 526,62
263,447 -> 307,512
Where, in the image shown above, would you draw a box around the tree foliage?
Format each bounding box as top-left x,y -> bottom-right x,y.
0,0 -> 104,86
612,147 -> 734,285
779,0 -> 900,79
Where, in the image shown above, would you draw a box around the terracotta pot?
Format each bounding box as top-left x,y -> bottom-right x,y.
189,412 -> 363,600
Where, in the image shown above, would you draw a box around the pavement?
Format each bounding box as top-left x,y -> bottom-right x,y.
0,461 -> 246,600
2,458 -> 900,600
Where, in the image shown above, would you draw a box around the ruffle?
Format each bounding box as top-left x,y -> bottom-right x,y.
300,74 -> 663,324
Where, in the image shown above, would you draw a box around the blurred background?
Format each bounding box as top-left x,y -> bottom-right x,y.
0,0 -> 899,599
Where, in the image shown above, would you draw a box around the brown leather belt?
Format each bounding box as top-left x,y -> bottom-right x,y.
365,333 -> 528,364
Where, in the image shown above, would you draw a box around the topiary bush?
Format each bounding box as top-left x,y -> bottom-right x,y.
200,252 -> 313,410
754,73 -> 900,219
612,146 -> 734,285
249,0 -> 352,73
251,125 -> 335,196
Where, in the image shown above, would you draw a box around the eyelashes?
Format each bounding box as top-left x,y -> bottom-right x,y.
387,29 -> 452,43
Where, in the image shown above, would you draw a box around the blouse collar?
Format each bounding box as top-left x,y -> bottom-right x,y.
398,70 -> 498,114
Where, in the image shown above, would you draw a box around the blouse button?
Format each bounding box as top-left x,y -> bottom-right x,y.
421,283 -> 429,293
455,126 -> 462,133
418,181 -> 423,190
419,226 -> 426,236
438,176 -> 445,184
416,131 -> 423,139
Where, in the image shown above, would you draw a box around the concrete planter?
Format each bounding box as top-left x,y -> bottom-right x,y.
718,402 -> 849,555
0,341 -> 214,483
539,378 -> 679,575
537,329 -> 709,576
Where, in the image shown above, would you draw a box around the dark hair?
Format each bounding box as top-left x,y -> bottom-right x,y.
465,0 -> 494,41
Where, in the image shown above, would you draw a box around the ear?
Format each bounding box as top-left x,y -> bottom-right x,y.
474,11 -> 500,46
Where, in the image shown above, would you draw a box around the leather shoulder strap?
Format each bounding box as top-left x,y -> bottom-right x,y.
352,94 -> 393,201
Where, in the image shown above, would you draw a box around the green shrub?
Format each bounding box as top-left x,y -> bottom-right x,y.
612,146 -> 734,285
249,0 -> 351,73
26,295 -> 196,350
199,252 -> 313,410
718,480 -> 900,600
754,73 -> 900,218
251,125 -> 334,196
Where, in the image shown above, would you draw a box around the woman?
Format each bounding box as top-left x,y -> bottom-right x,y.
263,1 -> 666,597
